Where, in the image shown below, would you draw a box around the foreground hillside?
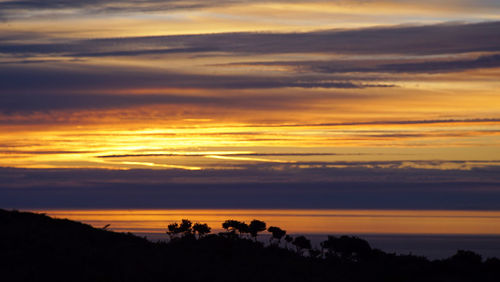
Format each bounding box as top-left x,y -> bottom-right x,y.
1,209 -> 499,282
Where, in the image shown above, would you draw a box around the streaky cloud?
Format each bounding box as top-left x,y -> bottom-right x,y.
255,118 -> 500,128
0,87 -> 368,114
0,64 -> 386,92
2,22 -> 500,57
226,54 -> 500,74
98,153 -> 347,158
374,54 -> 500,73
0,0 -> 235,20
1,166 -> 499,209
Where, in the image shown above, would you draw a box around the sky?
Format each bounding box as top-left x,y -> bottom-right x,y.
1,0 -> 500,211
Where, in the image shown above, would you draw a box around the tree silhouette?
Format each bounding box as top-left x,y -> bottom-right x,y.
309,248 -> 322,259
292,236 -> 311,255
267,226 -> 286,245
166,222 -> 180,239
222,220 -> 248,236
222,220 -> 239,232
178,219 -> 193,236
284,235 -> 293,249
449,250 -> 483,265
166,219 -> 193,239
321,235 -> 371,261
192,223 -> 211,238
320,236 -> 335,258
248,220 -> 266,241
236,221 -> 250,238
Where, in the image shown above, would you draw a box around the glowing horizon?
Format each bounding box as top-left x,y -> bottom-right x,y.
35,209 -> 500,235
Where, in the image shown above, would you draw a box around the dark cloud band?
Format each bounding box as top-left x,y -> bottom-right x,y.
1,166 -> 499,209
2,22 -> 500,57
229,54 -> 500,74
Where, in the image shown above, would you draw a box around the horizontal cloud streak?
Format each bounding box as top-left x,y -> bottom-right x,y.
91,22 -> 500,55
98,153 -> 347,158
0,92 -> 309,113
2,22 -> 500,58
0,64 -> 391,94
2,0 -> 500,22
374,54 -> 500,73
262,118 -> 500,127
0,0 -> 234,20
226,54 -> 500,74
0,92 -> 209,112
1,166 -> 499,209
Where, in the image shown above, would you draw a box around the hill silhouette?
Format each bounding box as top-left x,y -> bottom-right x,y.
1,209 -> 499,282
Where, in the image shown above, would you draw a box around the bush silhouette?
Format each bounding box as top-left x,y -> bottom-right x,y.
179,219 -> 192,233
321,235 -> 371,261
292,235 -> 311,255
309,248 -> 322,259
248,220 -> 267,241
267,226 -> 286,245
193,223 -> 211,238
222,219 -> 250,238
166,219 -> 194,239
449,250 -> 483,265
284,235 -> 293,249
166,222 -> 180,239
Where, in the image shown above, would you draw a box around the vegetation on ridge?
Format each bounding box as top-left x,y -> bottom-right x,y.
1,209 -> 500,282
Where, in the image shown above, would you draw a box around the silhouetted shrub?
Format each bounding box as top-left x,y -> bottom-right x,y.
321,235 -> 372,261
222,219 -> 250,237
167,219 -> 194,240
268,226 -> 286,245
248,220 -> 267,241
192,223 -> 211,238
293,235 -> 311,255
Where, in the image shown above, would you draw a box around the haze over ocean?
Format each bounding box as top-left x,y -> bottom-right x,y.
1,0 -> 500,258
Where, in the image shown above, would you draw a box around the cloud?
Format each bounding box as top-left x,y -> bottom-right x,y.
227,54 -> 500,74
0,92 -> 210,113
374,54 -> 500,73
0,166 -> 499,209
2,22 -> 500,58
0,0 -> 259,12
0,85 -> 366,114
0,91 -> 306,114
2,1 -> 500,21
0,64 -> 378,92
265,118 -> 500,127
98,152 -> 346,158
0,0 -> 228,20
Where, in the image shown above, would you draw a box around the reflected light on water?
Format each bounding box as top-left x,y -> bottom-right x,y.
34,209 -> 500,236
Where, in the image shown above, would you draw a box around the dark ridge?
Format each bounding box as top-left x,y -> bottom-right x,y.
1,209 -> 499,282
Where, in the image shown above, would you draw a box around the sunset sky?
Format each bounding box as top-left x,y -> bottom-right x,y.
1,0 -> 500,217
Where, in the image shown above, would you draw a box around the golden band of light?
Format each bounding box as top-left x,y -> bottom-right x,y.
35,209 -> 500,235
